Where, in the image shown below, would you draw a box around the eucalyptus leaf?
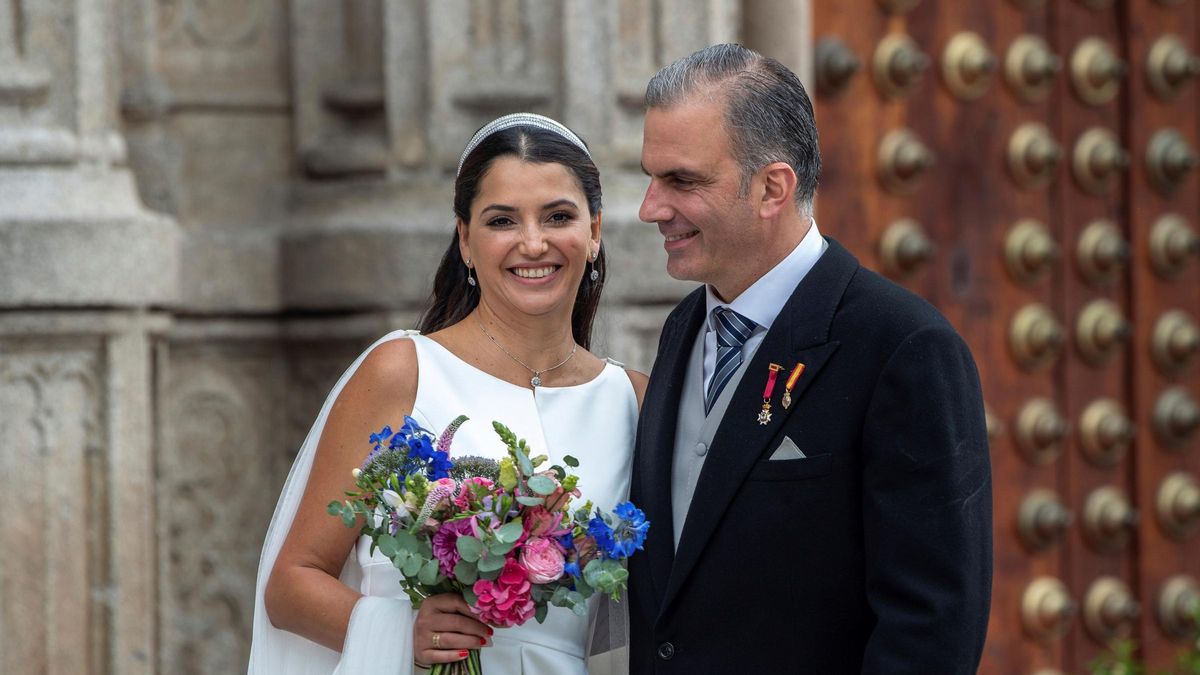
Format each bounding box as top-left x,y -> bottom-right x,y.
495,520 -> 524,544
515,448 -> 534,476
401,555 -> 423,577
551,586 -> 569,604
477,552 -> 505,573
527,475 -> 557,496
341,511 -> 356,527
418,558 -> 440,586
535,603 -> 548,624
394,531 -> 420,554
456,535 -> 483,562
327,501 -> 343,516
488,539 -> 516,556
463,587 -> 479,606
478,567 -> 501,581
453,560 -> 478,585
562,455 -> 579,468
376,534 -> 399,558
516,496 -> 546,507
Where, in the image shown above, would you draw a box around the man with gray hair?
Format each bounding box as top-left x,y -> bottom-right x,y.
628,44 -> 992,673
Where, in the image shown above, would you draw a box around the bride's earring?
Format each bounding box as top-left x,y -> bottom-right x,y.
588,248 -> 599,282
466,258 -> 477,287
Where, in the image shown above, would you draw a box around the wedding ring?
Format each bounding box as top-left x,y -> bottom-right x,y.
432,632 -> 441,648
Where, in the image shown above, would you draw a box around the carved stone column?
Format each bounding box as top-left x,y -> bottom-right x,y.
0,1 -> 179,673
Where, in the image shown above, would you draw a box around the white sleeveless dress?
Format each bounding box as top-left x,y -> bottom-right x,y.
248,331 -> 637,675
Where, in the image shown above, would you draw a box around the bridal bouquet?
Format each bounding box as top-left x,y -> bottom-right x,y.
328,415 -> 649,675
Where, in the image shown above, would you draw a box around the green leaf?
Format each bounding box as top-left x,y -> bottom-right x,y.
341,510 -> 356,528
453,559 -> 478,585
477,552 -> 505,573
327,501 -> 343,516
527,475 -> 557,496
516,495 -> 546,507
401,555 -> 423,577
390,550 -> 410,569
418,558 -> 441,586
477,567 -> 501,581
463,587 -> 479,607
487,539 -> 516,556
535,603 -> 548,624
376,534 -> 399,558
550,586 -> 569,605
394,531 -> 420,554
456,535 -> 483,562
495,520 -> 524,544
530,454 -> 548,468
562,455 -> 579,468
515,448 -> 534,476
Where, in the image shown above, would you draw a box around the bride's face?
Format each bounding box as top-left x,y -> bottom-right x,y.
458,156 -> 601,322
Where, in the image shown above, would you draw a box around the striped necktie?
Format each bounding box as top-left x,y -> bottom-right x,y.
705,306 -> 757,414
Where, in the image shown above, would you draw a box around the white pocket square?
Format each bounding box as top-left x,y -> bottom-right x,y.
768,436 -> 807,460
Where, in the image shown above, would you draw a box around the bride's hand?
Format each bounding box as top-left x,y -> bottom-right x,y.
413,593 -> 492,667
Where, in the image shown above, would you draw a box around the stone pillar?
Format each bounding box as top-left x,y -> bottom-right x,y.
742,0 -> 815,93
0,0 -> 180,673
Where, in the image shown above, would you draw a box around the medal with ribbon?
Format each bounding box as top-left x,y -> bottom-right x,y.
758,363 -> 784,425
782,362 -> 806,409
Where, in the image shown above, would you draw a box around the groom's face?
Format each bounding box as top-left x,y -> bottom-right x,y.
639,95 -> 761,301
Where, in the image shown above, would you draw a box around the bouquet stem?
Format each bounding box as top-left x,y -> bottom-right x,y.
429,649 -> 482,675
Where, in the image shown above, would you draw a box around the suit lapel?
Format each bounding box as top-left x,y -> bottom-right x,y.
659,238 -> 860,614
635,288 -> 706,606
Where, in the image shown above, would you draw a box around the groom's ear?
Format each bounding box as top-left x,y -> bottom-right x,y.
756,162 -> 798,220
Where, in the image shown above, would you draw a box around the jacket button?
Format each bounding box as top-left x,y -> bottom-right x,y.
657,642 -> 675,660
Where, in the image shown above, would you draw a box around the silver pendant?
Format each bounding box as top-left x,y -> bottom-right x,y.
531,375 -> 541,387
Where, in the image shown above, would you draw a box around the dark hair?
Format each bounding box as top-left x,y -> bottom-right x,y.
417,125 -> 606,348
644,43 -> 820,215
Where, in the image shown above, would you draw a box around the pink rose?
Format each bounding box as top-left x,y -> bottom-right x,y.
519,537 -> 565,584
470,559 -> 535,628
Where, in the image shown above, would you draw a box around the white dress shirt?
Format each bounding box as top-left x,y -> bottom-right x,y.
702,220 -> 827,393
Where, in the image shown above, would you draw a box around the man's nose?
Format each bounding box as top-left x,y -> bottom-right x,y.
638,180 -> 668,224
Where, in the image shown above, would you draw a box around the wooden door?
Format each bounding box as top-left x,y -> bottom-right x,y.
809,0 -> 1199,672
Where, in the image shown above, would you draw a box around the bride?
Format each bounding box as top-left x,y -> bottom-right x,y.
248,113 -> 646,674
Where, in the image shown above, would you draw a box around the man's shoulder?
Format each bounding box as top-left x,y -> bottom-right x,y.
833,264 -> 961,346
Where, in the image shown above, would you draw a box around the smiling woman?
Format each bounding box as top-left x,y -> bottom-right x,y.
251,113 -> 647,675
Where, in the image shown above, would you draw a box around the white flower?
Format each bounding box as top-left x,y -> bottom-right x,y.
381,489 -> 403,509
352,468 -> 362,479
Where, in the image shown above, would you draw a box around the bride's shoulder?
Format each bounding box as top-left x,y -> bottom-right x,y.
344,335 -> 418,400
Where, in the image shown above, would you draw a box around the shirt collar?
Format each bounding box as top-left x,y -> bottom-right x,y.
705,219 -> 826,332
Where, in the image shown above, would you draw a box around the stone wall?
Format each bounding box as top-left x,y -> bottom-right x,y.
0,1 -> 809,672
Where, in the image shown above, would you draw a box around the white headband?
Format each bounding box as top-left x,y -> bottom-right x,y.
456,112 -> 591,176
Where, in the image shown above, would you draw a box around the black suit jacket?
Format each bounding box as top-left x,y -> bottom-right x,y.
628,238 -> 992,674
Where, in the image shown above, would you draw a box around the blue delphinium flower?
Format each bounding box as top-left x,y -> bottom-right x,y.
563,561 -> 581,578
369,426 -> 394,448
589,502 -> 650,560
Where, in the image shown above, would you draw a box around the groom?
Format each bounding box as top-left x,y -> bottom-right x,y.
628,44 -> 992,673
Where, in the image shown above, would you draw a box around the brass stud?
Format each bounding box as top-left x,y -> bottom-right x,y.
942,32 -> 996,100
1011,304 -> 1065,370
1076,219 -> 1129,286
1075,299 -> 1131,366
878,219 -> 935,279
1157,472 -> 1200,539
1005,219 -> 1060,285
1152,311 -> 1200,375
1147,35 -> 1200,100
1084,577 -> 1140,644
873,34 -> 930,98
1154,388 -> 1200,450
877,129 -> 935,193
1016,398 -> 1069,464
1008,123 -> 1063,188
1146,128 -> 1198,195
1019,489 -> 1073,552
985,404 -> 1004,441
1071,38 -> 1126,105
1149,214 -> 1200,279
1083,486 -> 1139,552
816,37 -> 862,96
1158,576 -> 1200,640
1006,35 -> 1062,102
1073,127 -> 1130,195
1022,577 -> 1077,641
1079,399 -> 1135,467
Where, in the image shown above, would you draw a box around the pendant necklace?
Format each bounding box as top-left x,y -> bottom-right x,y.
478,321 -> 577,388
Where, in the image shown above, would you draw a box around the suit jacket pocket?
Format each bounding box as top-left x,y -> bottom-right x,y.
747,453 -> 833,482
